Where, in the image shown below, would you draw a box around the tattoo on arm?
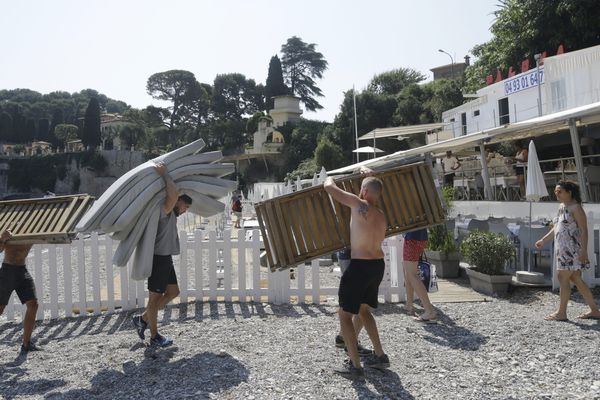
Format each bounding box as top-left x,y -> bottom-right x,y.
358,203 -> 369,218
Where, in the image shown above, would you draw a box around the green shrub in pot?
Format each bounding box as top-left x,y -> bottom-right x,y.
460,231 -> 515,275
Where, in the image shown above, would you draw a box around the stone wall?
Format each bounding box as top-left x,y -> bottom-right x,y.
55,150 -> 146,197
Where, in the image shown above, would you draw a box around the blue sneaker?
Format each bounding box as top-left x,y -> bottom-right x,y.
132,315 -> 147,340
150,333 -> 173,348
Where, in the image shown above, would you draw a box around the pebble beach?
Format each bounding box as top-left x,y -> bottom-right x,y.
1,285 -> 600,400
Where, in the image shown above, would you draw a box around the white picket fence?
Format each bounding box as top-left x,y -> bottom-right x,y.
1,231 -> 407,322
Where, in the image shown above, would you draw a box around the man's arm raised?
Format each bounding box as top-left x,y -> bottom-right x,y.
323,177 -> 363,209
155,162 -> 178,215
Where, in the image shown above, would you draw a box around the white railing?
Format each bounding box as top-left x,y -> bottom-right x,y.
1,232 -> 406,322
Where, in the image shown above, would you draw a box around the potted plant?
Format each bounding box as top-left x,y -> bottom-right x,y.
425,187 -> 460,278
460,230 -> 515,296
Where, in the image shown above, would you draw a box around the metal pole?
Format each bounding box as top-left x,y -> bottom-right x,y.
568,118 -> 589,202
534,53 -> 543,116
478,143 -> 493,200
438,49 -> 454,79
353,85 -> 359,163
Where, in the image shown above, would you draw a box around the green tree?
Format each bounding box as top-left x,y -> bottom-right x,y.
280,36 -> 328,111
367,68 -> 427,95
211,73 -> 264,119
82,97 -> 101,149
277,119 -> 329,179
36,118 -> 50,141
146,70 -> 204,130
314,136 -> 344,171
465,0 -> 600,91
0,112 -> 13,142
119,125 -> 146,149
54,124 -> 79,149
264,55 -> 288,110
24,119 -> 36,143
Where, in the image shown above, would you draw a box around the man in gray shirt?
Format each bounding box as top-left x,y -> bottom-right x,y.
132,162 -> 192,347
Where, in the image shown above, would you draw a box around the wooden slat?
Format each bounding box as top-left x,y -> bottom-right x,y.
380,176 -> 403,228
411,167 -> 434,224
304,193 -> 325,250
274,200 -> 297,263
406,171 -> 426,222
11,203 -> 35,234
264,201 -> 288,268
288,200 -> 308,255
388,173 -> 410,227
397,173 -> 418,224
319,191 -> 342,247
297,197 -> 317,252
0,204 -> 23,232
255,205 -> 275,269
51,197 -> 78,233
417,165 -> 441,223
311,193 -> 332,247
0,195 -> 93,244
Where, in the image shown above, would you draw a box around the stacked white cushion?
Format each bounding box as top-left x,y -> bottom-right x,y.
77,139 -> 237,279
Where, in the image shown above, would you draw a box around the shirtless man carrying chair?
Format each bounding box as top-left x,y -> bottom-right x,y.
0,230 -> 41,353
324,174 -> 390,379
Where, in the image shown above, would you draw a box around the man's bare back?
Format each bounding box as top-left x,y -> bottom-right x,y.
349,201 -> 386,259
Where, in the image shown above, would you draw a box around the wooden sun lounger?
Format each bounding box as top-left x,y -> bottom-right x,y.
255,163 -> 444,271
0,194 -> 94,244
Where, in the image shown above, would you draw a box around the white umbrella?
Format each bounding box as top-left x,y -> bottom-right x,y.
352,146 -> 385,153
525,140 -> 549,271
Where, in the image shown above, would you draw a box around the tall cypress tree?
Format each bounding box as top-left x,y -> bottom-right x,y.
24,119 -> 36,143
82,97 -> 101,149
37,118 -> 50,141
264,55 -> 288,111
0,112 -> 13,142
49,108 -> 64,147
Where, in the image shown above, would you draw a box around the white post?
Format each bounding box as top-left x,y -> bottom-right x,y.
568,118 -> 590,202
194,230 -> 204,302
62,244 -> 73,318
91,233 -> 101,315
180,231 -> 189,303
105,236 -> 115,313
311,259 -> 320,305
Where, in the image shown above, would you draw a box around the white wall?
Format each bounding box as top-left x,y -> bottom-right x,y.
442,45 -> 600,138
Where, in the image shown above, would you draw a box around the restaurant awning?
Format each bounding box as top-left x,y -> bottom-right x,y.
329,101 -> 600,175
358,123 -> 446,141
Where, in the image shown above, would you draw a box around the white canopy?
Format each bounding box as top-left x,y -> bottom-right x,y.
358,123 -> 445,141
352,146 -> 385,154
330,101 -> 600,175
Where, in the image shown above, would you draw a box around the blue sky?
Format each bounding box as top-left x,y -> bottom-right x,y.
0,0 -> 498,122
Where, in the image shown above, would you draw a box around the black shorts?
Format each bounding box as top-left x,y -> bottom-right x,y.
338,259 -> 385,315
0,263 -> 37,305
444,173 -> 455,186
148,255 -> 178,294
514,166 -> 525,176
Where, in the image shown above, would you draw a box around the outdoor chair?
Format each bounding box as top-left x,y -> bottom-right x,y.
518,226 -> 552,271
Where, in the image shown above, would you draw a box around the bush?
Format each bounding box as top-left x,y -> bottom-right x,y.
460,231 -> 515,275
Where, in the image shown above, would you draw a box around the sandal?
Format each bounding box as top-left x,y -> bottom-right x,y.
544,313 -> 568,321
577,312 -> 600,320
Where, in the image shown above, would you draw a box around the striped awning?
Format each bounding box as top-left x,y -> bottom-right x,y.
0,195 -> 94,244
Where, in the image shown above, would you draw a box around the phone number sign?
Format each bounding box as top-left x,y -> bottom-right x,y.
504,66 -> 544,96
